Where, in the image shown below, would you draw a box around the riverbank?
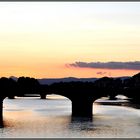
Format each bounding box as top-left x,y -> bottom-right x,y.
95,97 -> 140,109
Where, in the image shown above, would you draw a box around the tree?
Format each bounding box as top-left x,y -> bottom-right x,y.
17,77 -> 40,96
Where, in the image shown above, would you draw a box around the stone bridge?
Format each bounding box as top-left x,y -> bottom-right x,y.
0,81 -> 110,127
0,73 -> 140,127
45,82 -> 108,117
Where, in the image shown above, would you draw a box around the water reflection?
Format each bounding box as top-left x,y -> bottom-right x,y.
71,116 -> 93,123
0,118 -> 4,128
69,116 -> 95,131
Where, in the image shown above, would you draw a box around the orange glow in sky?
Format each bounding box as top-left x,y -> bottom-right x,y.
0,2 -> 140,78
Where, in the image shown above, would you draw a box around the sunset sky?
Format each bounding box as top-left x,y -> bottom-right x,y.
0,2 -> 140,78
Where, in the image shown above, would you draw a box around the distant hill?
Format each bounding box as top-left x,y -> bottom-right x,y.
9,76 -> 131,85
38,77 -> 98,85
9,76 -> 18,81
38,76 -> 131,85
113,76 -> 130,81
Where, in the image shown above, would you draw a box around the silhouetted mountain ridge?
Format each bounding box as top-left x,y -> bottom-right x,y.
9,76 -> 130,85
9,76 -> 18,81
38,76 -> 130,85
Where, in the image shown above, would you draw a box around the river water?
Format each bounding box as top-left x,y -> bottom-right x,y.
0,95 -> 140,138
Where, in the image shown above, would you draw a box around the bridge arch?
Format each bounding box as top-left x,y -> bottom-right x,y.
46,94 -> 72,115
46,92 -> 102,118
45,82 -> 109,118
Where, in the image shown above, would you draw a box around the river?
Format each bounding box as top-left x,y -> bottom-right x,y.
0,95 -> 140,138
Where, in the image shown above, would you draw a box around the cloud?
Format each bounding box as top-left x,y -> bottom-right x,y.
68,61 -> 140,70
96,72 -> 107,75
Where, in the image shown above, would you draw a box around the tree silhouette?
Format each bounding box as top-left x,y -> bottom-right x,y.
123,73 -> 140,103
94,77 -> 122,100
17,77 -> 40,96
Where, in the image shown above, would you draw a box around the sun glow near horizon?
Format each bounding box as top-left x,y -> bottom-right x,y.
0,2 -> 140,78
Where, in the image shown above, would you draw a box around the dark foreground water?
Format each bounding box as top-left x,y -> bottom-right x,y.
1,95 -> 140,138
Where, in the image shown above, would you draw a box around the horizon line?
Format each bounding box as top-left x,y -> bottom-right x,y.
6,75 -> 132,79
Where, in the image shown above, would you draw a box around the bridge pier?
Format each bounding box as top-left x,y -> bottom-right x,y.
72,99 -> 93,118
40,94 -> 46,99
0,99 -> 4,127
